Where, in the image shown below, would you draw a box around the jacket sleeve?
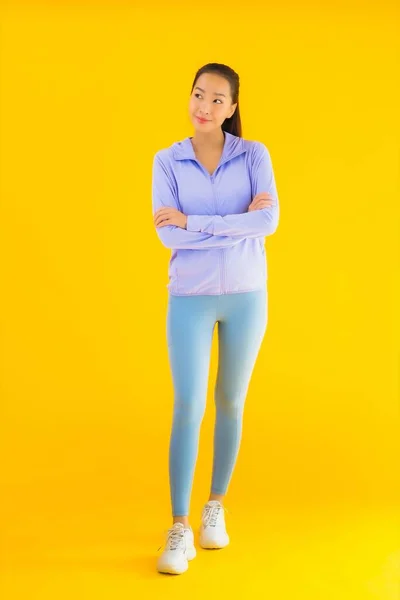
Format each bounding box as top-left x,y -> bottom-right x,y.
152,153 -> 245,250
186,143 -> 280,238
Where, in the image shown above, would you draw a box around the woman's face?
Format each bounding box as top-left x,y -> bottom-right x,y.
189,72 -> 237,133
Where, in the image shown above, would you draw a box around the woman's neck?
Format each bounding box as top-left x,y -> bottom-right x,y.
191,129 -> 225,152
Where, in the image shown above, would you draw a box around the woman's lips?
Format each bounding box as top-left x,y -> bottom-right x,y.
196,117 -> 210,124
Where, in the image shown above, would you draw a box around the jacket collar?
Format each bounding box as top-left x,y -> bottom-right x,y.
172,130 -> 247,164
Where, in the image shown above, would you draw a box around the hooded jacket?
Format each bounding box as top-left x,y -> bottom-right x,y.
152,130 -> 280,295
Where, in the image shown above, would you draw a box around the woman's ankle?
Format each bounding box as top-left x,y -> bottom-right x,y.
173,515 -> 190,528
209,492 -> 225,505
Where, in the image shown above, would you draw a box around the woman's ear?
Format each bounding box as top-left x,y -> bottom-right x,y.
229,103 -> 237,118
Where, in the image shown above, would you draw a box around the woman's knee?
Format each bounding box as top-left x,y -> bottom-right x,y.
173,396 -> 206,426
215,388 -> 246,418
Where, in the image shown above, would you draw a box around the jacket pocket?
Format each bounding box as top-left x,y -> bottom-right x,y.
175,249 -> 220,294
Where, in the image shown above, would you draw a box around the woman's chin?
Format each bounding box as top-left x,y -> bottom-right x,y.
192,120 -> 217,132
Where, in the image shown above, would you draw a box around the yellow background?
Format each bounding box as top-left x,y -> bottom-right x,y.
0,1 -> 399,598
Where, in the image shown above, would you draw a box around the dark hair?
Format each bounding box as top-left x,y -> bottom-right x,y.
190,63 -> 242,138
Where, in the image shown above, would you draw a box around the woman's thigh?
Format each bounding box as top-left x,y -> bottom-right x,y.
167,294 -> 218,409
216,289 -> 268,399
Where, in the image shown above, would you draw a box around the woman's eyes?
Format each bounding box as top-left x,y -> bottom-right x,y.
194,93 -> 222,104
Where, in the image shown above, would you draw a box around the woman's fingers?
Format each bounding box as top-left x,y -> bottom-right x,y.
249,199 -> 274,211
253,192 -> 273,202
154,214 -> 170,226
154,207 -> 182,227
154,209 -> 173,226
156,217 -> 172,227
254,199 -> 274,206
249,192 -> 274,211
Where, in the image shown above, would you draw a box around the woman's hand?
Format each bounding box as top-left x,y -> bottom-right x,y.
154,207 -> 188,229
248,192 -> 275,212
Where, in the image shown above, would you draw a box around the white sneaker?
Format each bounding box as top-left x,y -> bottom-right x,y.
157,522 -> 196,574
199,500 -> 230,549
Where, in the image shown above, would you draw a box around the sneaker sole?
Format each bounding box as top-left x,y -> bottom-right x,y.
157,562 -> 188,575
199,536 -> 230,549
157,546 -> 196,574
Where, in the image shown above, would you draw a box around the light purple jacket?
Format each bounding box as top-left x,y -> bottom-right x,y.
152,130 -> 280,296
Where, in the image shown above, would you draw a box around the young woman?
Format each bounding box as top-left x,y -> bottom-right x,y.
152,62 -> 280,575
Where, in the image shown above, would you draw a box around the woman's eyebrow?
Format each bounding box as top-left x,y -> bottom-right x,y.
195,86 -> 226,97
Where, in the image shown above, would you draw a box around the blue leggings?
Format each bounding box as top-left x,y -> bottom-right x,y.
166,288 -> 268,516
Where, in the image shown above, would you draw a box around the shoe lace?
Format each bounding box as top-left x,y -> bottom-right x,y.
157,526 -> 185,553
203,503 -> 230,527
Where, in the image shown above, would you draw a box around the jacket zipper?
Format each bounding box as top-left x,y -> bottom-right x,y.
211,176 -> 225,294
210,152 -> 245,295
193,158 -> 236,295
